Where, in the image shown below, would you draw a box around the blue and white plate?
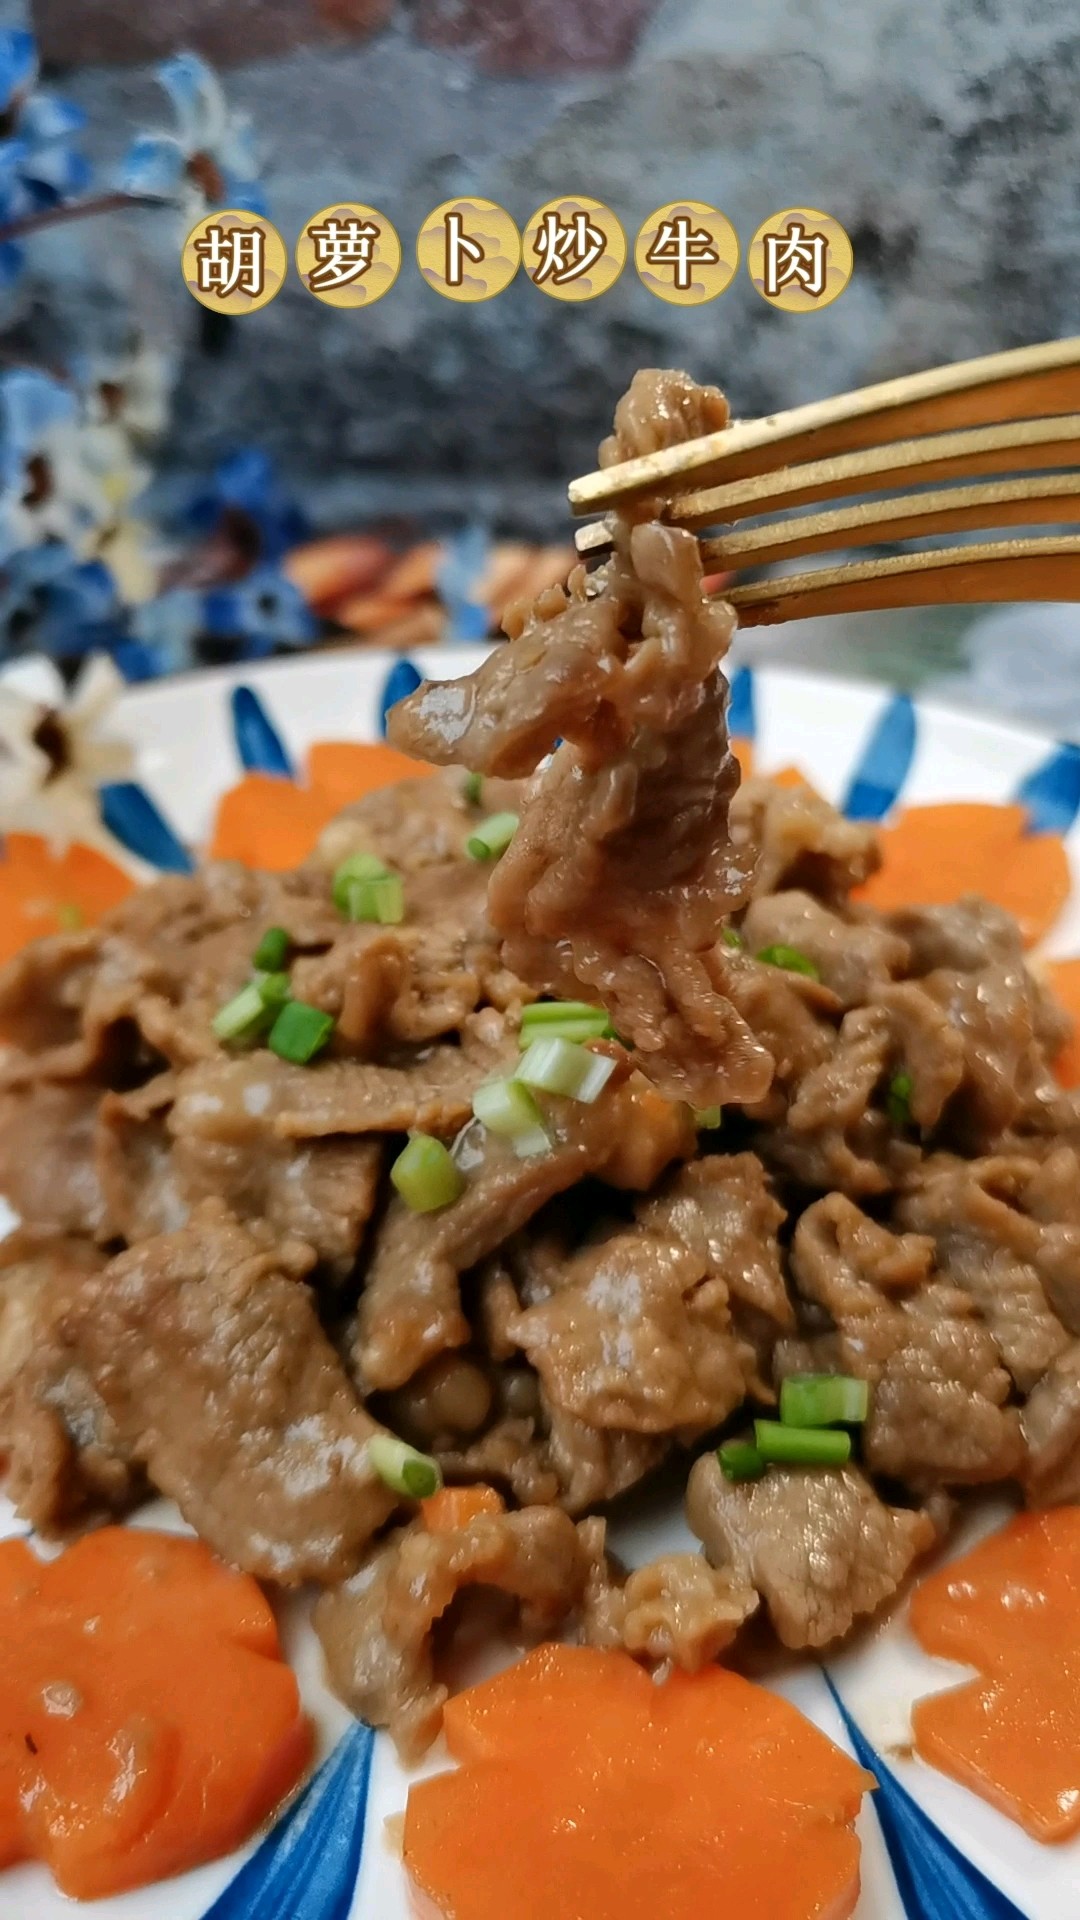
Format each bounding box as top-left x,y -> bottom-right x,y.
3,646 -> 1080,1920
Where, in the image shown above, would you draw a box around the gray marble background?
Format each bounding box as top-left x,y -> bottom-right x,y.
18,0 -> 1080,718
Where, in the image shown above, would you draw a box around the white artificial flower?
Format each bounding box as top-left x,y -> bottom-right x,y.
84,344 -> 173,444
0,652 -> 136,856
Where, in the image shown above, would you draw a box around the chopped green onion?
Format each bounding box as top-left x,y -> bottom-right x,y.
519,1000 -> 614,1047
718,1440 -> 766,1482
887,1070 -> 914,1130
517,1017 -> 610,1048
753,1420 -> 852,1467
212,981 -> 272,1042
521,999 -> 612,1029
56,902 -> 84,931
252,926 -> 289,972
472,1077 -> 550,1157
267,999 -> 335,1064
721,926 -> 744,950
253,969 -> 292,1008
694,1105 -> 723,1130
779,1374 -> 869,1429
332,851 -> 390,914
391,1132 -> 465,1211
342,874 -> 405,925
367,1433 -> 443,1499
466,810 -> 519,861
463,771 -> 483,806
756,943 -> 821,981
516,1036 -> 616,1104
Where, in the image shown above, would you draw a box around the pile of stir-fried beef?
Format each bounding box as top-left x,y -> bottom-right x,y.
3,369 -> 1080,1760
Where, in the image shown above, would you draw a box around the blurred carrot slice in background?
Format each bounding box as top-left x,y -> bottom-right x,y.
283,533 -> 393,611
855,801 -> 1070,947
0,832 -> 135,965
209,743 -> 435,868
306,741 -> 436,812
405,1642 -> 873,1920
209,770 -> 338,869
910,1510 -> 1080,1842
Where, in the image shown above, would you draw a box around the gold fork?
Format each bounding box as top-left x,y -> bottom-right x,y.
568,338 -> 1080,626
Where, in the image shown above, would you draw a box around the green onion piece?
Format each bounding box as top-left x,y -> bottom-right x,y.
516,1035 -> 616,1104
721,926 -> 744,950
390,1132 -> 465,1211
253,969 -> 291,1008
694,1105 -> 723,1130
756,943 -> 821,980
267,999 -> 335,1065
342,874 -> 405,925
367,1433 -> 443,1499
753,1420 -> 852,1467
466,811 -> 519,861
55,902 -> 84,931
718,1440 -> 766,1482
472,1077 -> 550,1157
252,925 -> 289,972
212,981 -> 272,1042
887,1069 -> 914,1130
332,851 -> 390,913
463,771 -> 483,806
779,1374 -> 870,1429
519,1000 -> 614,1047
517,1017 -> 611,1048
521,998 -> 613,1029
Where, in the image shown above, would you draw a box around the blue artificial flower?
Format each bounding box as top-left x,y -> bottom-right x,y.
0,30 -> 90,230
0,543 -> 126,659
120,51 -> 265,213
0,368 -> 81,564
438,522 -> 492,640
183,447 -> 307,563
127,585 -> 204,676
202,566 -> 317,656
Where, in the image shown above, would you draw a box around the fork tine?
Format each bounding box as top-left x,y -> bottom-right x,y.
569,337 -> 1080,517
574,414 -> 1080,557
724,536 -> 1080,626
700,475 -> 1080,569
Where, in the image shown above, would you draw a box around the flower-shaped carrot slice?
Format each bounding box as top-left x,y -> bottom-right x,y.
405,1643 -> 874,1920
0,1528 -> 311,1899
209,744 -> 437,869
855,802 -> 1069,947
305,740 -> 436,813
910,1510 -> 1080,1841
208,770 -> 341,869
0,832 -> 135,966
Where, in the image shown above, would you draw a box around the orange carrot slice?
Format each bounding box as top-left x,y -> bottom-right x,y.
910,1510 -> 1080,1842
855,802 -> 1070,947
731,736 -> 754,779
1044,958 -> 1080,1087
405,1643 -> 874,1920
209,743 -> 439,870
208,771 -> 339,870
306,740 -> 437,813
0,832 -> 135,967
421,1486 -> 506,1533
283,533 -> 392,611
0,1527 -> 311,1899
